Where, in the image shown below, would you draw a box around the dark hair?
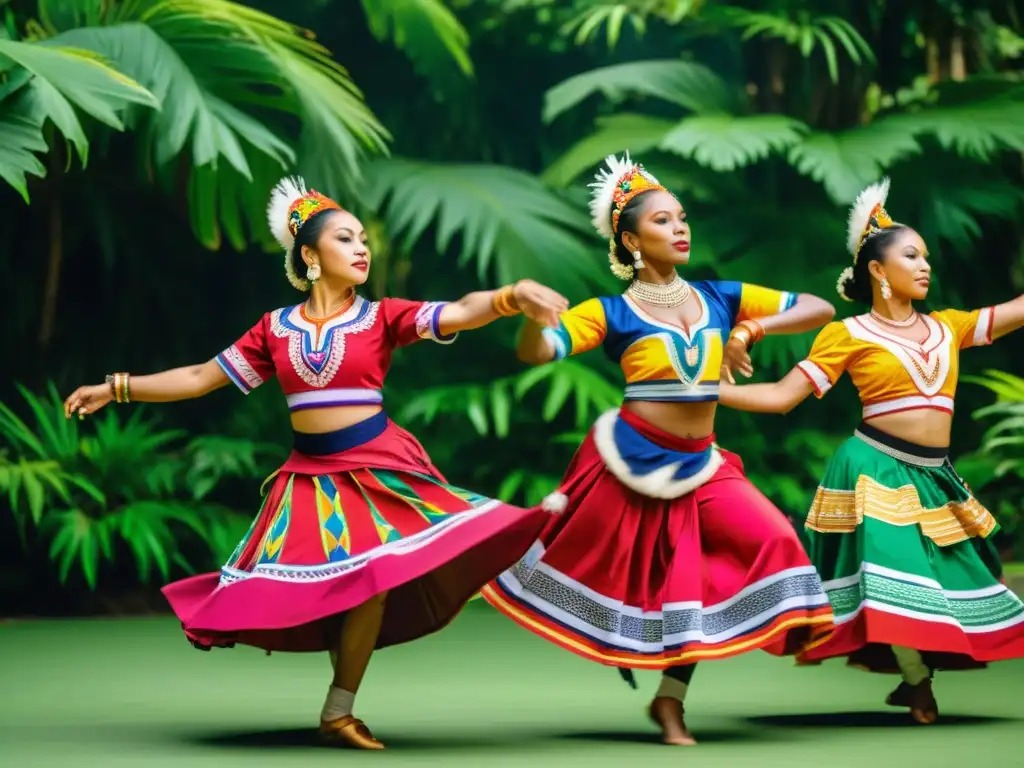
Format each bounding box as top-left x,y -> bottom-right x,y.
290,208 -> 343,279
839,225 -> 909,304
612,190 -> 658,275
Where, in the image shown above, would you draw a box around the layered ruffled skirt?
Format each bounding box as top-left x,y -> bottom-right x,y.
162,413 -> 549,652
481,408 -> 835,668
799,423 -> 1024,672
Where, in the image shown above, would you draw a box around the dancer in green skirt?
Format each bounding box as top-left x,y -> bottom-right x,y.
719,177 -> 1024,725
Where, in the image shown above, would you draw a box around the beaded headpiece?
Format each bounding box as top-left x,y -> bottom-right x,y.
837,178 -> 895,302
588,153 -> 668,280
267,176 -> 344,291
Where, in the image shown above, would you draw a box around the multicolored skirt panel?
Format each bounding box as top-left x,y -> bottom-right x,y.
799,423 -> 1024,672
482,409 -> 834,669
162,414 -> 548,652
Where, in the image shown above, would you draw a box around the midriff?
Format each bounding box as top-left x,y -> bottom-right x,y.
623,399 -> 717,440
863,408 -> 953,448
291,404 -> 385,434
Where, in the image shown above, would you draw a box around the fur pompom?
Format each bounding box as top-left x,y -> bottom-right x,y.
267,176 -> 308,252
846,177 -> 890,257
588,153 -> 635,239
541,492 -> 569,515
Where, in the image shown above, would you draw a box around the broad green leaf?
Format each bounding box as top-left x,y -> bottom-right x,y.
887,92 -> 1024,161
0,38 -> 157,158
542,113 -> 676,187
360,0 -> 473,81
364,158 -> 607,293
659,114 -> 808,171
788,122 -> 922,204
0,112 -> 46,202
543,59 -> 739,124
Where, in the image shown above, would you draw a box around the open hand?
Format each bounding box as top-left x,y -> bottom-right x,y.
64,383 -> 112,420
513,279 -> 570,329
720,337 -> 754,385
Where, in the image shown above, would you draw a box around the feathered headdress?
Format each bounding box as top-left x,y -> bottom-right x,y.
836,177 -> 895,301
588,153 -> 667,280
267,176 -> 343,291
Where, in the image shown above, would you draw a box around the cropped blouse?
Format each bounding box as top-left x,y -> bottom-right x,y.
215,296 -> 456,412
796,307 -> 995,420
543,280 -> 798,403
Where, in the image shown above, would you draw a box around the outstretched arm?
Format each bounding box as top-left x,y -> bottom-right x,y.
64,360 -> 230,418
757,293 -> 836,336
719,367 -> 817,414
437,280 -> 569,336
992,294 -> 1024,341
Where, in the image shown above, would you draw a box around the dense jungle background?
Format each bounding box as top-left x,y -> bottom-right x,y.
1,0 -> 1022,615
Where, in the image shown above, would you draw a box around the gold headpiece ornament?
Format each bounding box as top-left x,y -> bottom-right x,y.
837,178 -> 895,302
588,153 -> 668,280
267,176 -> 344,291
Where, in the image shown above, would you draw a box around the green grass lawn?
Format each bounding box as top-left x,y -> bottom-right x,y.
2,602 -> 1022,768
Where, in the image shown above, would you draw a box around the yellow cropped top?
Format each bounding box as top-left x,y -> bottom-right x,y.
796,307 -> 995,419
543,280 -> 798,403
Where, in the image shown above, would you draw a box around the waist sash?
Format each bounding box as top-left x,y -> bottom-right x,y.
853,421 -> 948,468
292,411 -> 389,456
593,409 -> 723,499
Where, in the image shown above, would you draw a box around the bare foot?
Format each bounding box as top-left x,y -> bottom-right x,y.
907,679 -> 939,725
648,696 -> 697,746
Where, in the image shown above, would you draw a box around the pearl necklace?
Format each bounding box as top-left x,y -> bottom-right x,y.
870,308 -> 918,328
627,275 -> 692,307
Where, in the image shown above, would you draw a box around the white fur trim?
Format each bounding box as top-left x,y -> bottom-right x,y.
589,153 -> 643,239
846,177 -> 890,257
591,410 -> 723,499
541,492 -> 569,514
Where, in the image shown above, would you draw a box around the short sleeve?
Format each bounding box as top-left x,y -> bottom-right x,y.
716,280 -> 798,325
543,298 -> 608,361
795,321 -> 854,398
215,314 -> 275,395
932,308 -> 994,350
380,298 -> 458,349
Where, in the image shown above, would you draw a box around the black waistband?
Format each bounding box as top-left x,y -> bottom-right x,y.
855,421 -> 948,460
293,411 -> 388,456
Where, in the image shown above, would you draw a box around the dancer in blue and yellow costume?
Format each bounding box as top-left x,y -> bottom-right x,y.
482,154 -> 837,745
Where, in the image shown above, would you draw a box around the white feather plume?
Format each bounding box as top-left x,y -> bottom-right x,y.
267,176 -> 308,252
846,177 -> 890,256
588,153 -> 637,238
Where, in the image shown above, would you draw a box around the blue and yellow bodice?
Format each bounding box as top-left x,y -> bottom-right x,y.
543,280 -> 797,403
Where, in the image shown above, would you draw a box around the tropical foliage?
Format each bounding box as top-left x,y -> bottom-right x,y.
1,0 -> 1022,607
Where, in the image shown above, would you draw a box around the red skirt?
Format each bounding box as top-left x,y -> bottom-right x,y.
481,409 -> 834,668
162,419 -> 548,652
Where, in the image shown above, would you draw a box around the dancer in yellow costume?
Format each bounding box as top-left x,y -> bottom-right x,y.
720,177 -> 1024,725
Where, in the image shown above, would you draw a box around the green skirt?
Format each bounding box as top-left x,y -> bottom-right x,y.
798,427 -> 1024,672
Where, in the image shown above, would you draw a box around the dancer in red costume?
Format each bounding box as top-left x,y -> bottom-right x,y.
481,154 -> 837,745
63,177 -> 568,750
720,178 -> 1024,725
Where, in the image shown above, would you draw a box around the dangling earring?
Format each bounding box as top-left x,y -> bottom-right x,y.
633,250 -> 645,270
880,276 -> 892,300
306,263 -> 321,284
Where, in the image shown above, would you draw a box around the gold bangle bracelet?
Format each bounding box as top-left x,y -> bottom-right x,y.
492,285 -> 521,317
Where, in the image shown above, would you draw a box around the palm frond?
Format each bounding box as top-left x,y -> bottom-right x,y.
0,36 -> 157,198
659,114 -> 808,171
885,90 -> 1024,161
543,59 -> 739,124
787,122 -> 922,204
541,113 -> 676,187
363,158 -> 608,292
360,0 -> 473,81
